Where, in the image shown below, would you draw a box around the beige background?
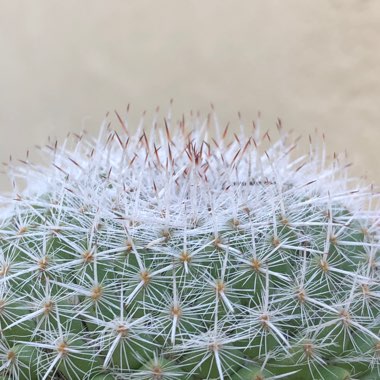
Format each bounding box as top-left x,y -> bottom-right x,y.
0,0 -> 379,190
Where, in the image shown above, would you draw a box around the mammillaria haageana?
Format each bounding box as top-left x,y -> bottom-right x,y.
0,109 -> 378,379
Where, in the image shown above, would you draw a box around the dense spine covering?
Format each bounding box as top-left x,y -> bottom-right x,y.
0,109 -> 379,379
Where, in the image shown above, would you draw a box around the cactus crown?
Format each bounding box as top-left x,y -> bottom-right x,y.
0,110 -> 379,380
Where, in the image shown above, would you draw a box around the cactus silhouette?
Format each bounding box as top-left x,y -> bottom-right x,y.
0,109 -> 378,379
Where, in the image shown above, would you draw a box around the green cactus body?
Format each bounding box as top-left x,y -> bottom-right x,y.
0,111 -> 378,379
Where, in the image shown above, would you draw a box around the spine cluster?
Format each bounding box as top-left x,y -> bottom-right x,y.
0,110 -> 378,379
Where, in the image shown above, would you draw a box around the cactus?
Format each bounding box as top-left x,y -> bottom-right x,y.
0,109 -> 379,380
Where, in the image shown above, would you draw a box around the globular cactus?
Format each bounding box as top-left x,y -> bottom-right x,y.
0,109 -> 379,380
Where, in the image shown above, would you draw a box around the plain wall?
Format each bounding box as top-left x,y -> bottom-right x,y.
0,0 -> 379,190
